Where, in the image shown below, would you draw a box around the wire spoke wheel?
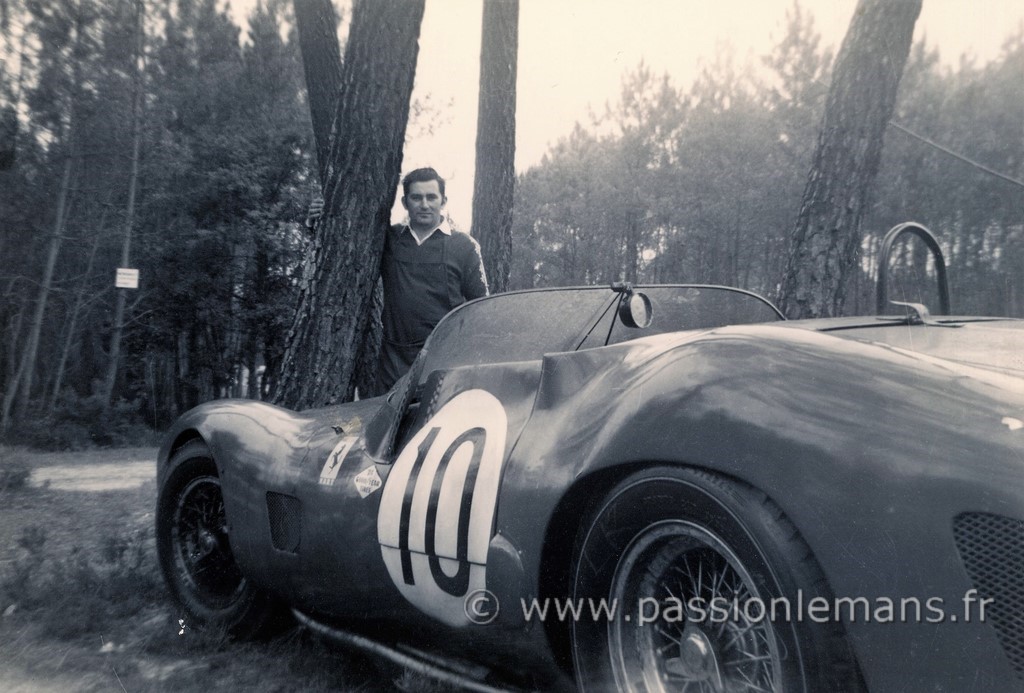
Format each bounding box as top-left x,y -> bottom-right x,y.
171,475 -> 246,610
571,468 -> 865,692
156,443 -> 286,637
608,521 -> 781,693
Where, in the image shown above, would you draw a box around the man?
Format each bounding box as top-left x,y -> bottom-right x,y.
306,167 -> 488,393
379,168 -> 488,391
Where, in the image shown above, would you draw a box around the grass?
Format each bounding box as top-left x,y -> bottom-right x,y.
0,465 -> 30,491
0,446 -> 442,692
0,446 -> 34,492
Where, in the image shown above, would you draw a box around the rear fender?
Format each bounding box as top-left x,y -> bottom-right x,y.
498,325 -> 1024,687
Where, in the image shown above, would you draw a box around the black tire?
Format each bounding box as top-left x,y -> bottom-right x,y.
571,466 -> 864,692
156,440 -> 284,638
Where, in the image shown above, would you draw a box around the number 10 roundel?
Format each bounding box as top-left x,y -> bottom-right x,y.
377,389 -> 508,627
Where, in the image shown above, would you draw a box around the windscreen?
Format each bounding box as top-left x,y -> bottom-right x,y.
419,285 -> 782,378
419,289 -> 614,378
581,285 -> 784,348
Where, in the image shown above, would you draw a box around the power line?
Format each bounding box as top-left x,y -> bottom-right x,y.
889,120 -> 1024,191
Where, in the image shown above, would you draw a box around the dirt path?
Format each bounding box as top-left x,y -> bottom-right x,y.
30,461 -> 154,492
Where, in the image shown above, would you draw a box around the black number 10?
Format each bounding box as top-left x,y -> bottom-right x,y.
398,426 -> 487,596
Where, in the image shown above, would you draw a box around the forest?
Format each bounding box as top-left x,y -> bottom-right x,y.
0,0 -> 1021,447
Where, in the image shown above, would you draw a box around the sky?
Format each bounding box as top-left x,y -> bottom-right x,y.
235,0 -> 1024,227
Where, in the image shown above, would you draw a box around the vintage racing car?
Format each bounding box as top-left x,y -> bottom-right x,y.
156,224 -> 1024,691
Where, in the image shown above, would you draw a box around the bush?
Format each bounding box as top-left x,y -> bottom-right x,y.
1,523 -> 164,639
5,389 -> 158,450
0,463 -> 31,490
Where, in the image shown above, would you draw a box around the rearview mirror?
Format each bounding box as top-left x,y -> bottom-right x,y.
618,290 -> 653,329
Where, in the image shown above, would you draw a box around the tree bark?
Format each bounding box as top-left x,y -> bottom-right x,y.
471,0 -> 518,294
293,0 -> 343,185
48,222 -> 103,415
3,300 -> 23,385
100,0 -> 144,411
778,0 -> 921,318
276,0 -> 425,409
353,280 -> 383,398
293,0 -> 383,399
0,152 -> 72,433
0,6 -> 94,433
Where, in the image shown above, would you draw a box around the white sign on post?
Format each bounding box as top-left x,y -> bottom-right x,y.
115,268 -> 139,289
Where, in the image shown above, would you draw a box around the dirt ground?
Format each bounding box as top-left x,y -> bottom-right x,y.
0,446 -> 412,692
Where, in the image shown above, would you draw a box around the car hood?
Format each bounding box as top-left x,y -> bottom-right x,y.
780,317 -> 1024,377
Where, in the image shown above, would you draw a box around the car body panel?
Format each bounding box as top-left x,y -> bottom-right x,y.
157,286 -> 1024,690
492,322 -> 1024,689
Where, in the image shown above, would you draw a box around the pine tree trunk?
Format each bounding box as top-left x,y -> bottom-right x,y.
100,0 -> 144,411
293,0 -> 343,185
353,281 -> 383,398
48,229 -> 102,414
1,154 -> 71,432
244,244 -> 269,401
1,8 -> 93,435
276,0 -> 425,409
778,0 -> 921,318
471,0 -> 518,294
293,0 -> 384,400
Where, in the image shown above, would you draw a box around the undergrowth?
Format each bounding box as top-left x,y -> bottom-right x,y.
3,390 -> 158,450
0,460 -> 442,691
0,522 -> 387,690
0,447 -> 32,490
0,462 -> 30,490
1,523 -> 163,639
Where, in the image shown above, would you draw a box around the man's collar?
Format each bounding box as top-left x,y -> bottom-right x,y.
402,218 -> 452,245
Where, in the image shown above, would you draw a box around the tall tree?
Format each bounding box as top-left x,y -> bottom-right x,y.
99,0 -> 144,411
0,0 -> 24,170
778,0 -> 922,318
293,0 -> 341,185
292,0 -> 381,400
1,0 -> 95,432
471,0 -> 518,293
275,0 -> 425,408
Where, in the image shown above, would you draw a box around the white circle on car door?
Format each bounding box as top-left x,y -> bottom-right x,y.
377,389 -> 508,627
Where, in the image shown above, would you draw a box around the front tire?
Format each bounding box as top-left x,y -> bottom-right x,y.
156,440 -> 283,638
570,467 -> 863,692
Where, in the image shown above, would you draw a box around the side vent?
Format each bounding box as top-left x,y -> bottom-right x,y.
953,512 -> 1024,680
266,492 -> 302,554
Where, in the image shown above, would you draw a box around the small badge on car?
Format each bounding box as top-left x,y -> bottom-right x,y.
320,437 -> 356,486
354,466 -> 383,498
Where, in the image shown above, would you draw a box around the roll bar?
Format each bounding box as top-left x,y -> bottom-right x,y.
876,222 -> 950,315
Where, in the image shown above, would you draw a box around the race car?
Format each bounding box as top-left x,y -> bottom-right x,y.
156,223 -> 1024,692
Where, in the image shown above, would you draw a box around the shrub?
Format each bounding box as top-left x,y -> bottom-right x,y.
0,463 -> 31,490
5,389 -> 158,450
0,523 -> 164,639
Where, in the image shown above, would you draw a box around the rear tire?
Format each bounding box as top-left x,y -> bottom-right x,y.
156,440 -> 284,638
570,466 -> 863,692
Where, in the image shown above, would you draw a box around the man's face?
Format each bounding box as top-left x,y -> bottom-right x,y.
402,180 -> 446,232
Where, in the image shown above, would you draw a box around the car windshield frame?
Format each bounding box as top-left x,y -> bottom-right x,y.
371,284 -> 782,461
415,284 -> 783,386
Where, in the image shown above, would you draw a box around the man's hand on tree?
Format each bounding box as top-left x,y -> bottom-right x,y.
305,195 -> 325,230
